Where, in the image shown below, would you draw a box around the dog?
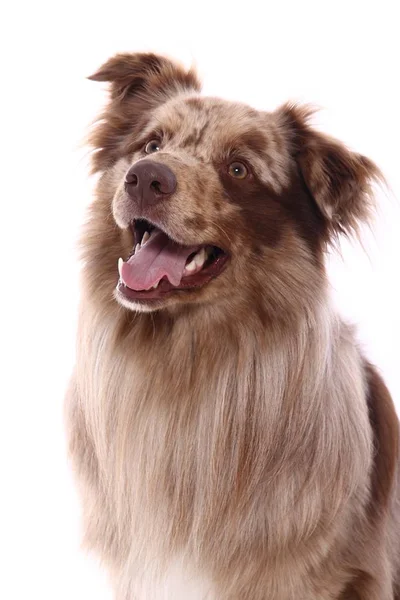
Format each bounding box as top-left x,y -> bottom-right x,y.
66,52 -> 400,599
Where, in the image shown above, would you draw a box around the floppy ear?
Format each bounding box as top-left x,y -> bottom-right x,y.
277,103 -> 383,240
87,53 -> 201,172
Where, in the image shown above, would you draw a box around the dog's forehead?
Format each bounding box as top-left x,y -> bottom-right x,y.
147,95 -> 290,191
150,95 -> 273,158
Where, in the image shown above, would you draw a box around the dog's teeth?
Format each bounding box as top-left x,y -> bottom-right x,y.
118,257 -> 123,277
152,281 -> 159,289
184,248 -> 208,275
185,259 -> 197,273
194,248 -> 207,268
142,231 -> 150,245
135,243 -> 140,254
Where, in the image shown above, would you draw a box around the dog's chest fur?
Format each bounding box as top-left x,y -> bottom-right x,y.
71,307 -> 373,598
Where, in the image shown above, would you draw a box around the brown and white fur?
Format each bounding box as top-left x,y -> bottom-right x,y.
66,53 -> 400,599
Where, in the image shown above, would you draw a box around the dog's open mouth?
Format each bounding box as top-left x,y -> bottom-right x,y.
117,219 -> 229,301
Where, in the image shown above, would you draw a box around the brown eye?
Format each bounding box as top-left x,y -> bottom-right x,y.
228,161 -> 248,179
145,139 -> 161,154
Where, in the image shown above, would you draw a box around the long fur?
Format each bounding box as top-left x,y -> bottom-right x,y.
66,53 -> 400,599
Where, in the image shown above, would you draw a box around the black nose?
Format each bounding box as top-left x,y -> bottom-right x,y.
124,160 -> 177,208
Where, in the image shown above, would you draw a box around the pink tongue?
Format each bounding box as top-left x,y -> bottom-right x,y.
120,230 -> 199,291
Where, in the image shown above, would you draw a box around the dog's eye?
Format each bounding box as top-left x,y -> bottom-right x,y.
228,161 -> 248,179
145,139 -> 161,154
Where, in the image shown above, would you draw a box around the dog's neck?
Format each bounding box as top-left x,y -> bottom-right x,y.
77,292 -> 341,468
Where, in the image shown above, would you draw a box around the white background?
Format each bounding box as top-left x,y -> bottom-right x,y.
1,1 -> 399,598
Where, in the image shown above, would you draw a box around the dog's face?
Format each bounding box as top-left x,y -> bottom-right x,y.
84,53 -> 380,317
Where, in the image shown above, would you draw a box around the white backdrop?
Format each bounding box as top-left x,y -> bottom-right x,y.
1,1 -> 399,598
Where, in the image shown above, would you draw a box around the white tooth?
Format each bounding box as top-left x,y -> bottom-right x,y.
142,231 -> 150,245
135,243 -> 140,254
185,259 -> 197,273
118,257 -> 123,276
152,281 -> 159,289
194,248 -> 206,268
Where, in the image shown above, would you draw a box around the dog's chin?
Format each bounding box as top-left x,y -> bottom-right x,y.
115,218 -> 229,312
114,288 -> 175,313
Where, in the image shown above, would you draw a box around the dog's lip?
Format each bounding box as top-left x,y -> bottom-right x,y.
116,216 -> 229,302
117,254 -> 229,302
117,233 -> 229,302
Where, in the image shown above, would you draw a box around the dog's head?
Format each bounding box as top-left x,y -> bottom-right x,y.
83,53 -> 381,319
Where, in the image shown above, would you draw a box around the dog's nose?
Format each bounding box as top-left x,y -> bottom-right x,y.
124,160 -> 177,208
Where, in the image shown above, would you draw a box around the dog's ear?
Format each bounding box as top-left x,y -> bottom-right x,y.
277,103 -> 383,240
87,53 -> 201,172
88,52 -> 200,102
